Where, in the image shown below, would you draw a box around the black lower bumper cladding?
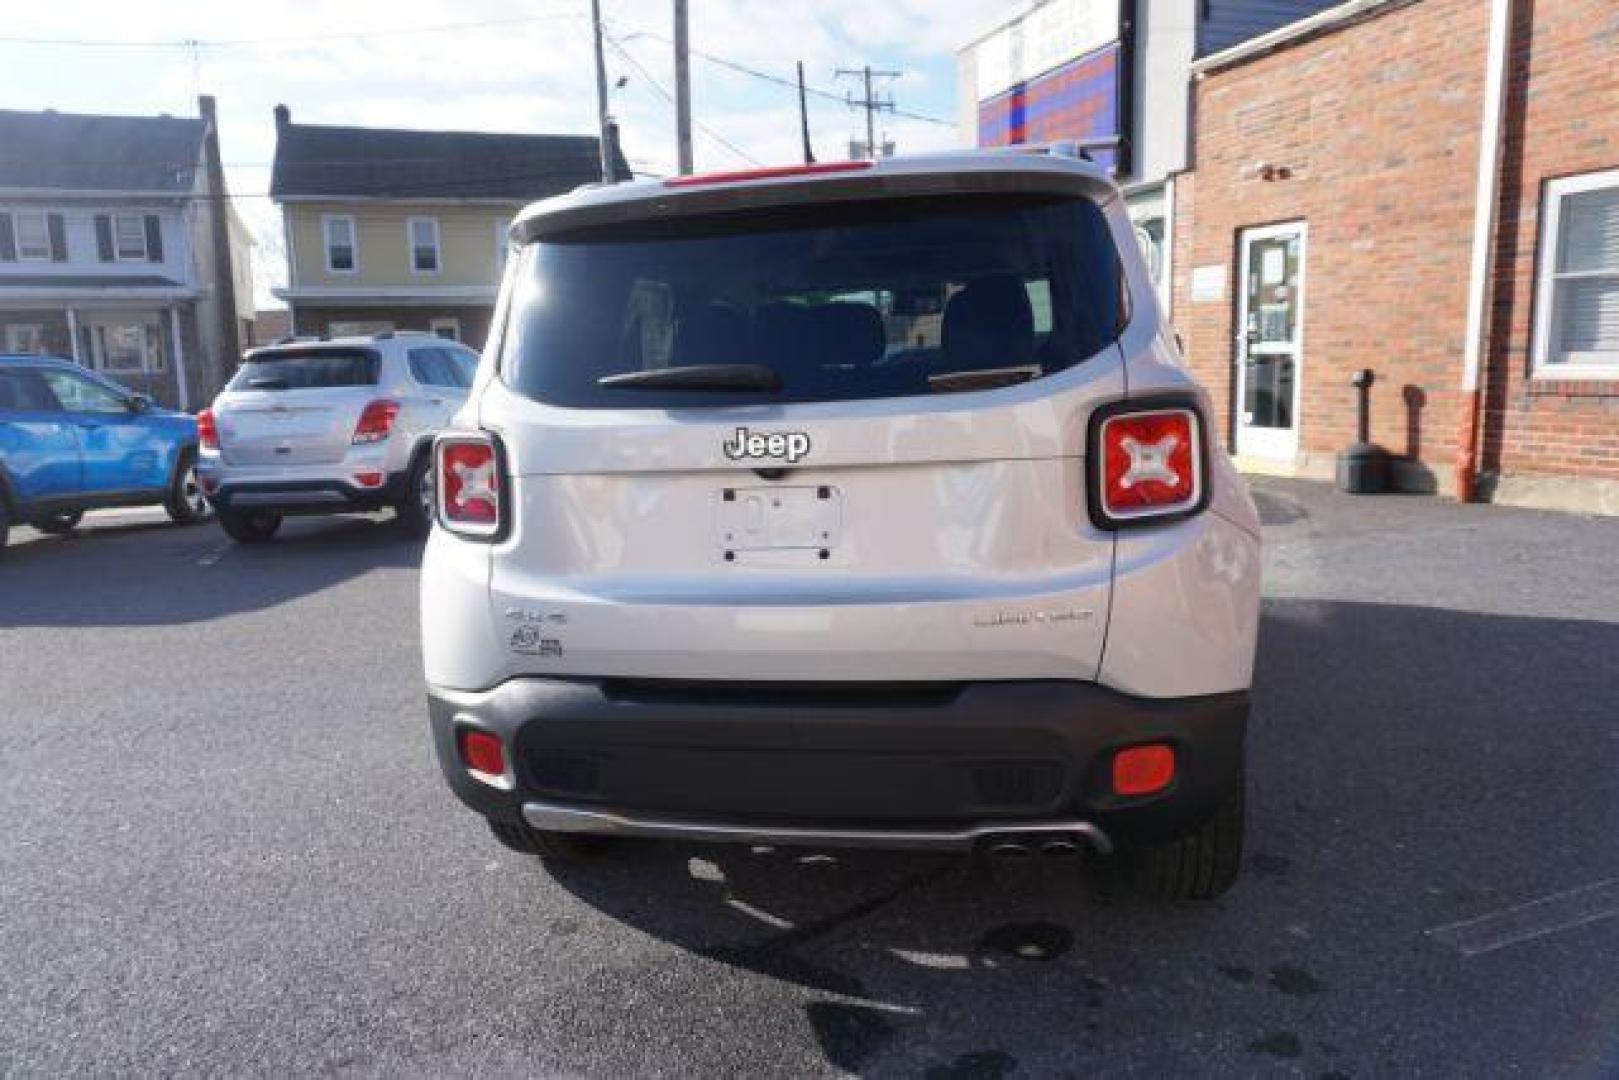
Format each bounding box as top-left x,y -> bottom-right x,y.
429,677 -> 1248,848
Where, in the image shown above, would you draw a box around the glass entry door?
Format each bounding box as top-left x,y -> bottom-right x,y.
1236,223 -> 1306,460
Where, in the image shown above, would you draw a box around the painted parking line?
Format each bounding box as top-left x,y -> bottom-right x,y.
1427,877 -> 1619,957
196,542 -> 232,567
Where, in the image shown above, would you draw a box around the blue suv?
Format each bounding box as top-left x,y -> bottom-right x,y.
0,355 -> 209,554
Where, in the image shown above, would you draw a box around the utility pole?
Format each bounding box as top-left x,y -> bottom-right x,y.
673,0 -> 693,175
835,65 -> 900,159
797,61 -> 815,164
591,0 -> 613,182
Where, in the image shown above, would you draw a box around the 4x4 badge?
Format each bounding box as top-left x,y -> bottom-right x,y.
723,427 -> 811,464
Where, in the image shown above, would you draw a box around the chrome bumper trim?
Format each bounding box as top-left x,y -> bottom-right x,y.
230,491 -> 351,508
521,800 -> 1113,854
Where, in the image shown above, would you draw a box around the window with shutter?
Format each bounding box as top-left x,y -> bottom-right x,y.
14,211 -> 51,260
1534,169 -> 1619,378
113,214 -> 148,260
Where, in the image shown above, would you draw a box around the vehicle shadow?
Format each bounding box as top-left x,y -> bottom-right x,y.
0,514 -> 421,628
539,599 -> 1619,1075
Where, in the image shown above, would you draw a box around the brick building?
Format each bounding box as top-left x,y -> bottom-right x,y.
1171,0 -> 1619,512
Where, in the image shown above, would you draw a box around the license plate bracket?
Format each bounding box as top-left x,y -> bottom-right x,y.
716,485 -> 842,552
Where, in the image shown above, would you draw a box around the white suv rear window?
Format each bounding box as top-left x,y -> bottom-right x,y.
228,349 -> 381,391
501,193 -> 1124,408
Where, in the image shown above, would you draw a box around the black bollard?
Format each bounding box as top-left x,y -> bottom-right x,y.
1336,368 -> 1390,494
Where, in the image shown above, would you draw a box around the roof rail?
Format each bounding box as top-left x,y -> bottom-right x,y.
989,136 -> 1123,162
273,333 -> 325,345
372,329 -> 437,340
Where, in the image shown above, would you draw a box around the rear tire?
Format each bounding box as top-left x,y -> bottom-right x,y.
395,451 -> 435,539
34,510 -> 84,535
165,451 -> 212,525
218,508 -> 283,544
487,818 -> 615,863
1123,780 -> 1245,902
0,498 -> 10,556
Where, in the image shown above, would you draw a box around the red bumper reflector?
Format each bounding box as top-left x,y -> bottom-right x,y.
1112,744 -> 1176,796
353,470 -> 384,488
459,729 -> 506,777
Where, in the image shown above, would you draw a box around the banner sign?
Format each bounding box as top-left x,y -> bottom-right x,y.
976,41 -> 1121,173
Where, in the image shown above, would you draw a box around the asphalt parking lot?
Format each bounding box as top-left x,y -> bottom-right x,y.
2,479 -> 1616,1077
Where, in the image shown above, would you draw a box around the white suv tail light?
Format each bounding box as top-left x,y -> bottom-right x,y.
1088,401 -> 1208,529
435,433 -> 505,539
351,399 -> 400,444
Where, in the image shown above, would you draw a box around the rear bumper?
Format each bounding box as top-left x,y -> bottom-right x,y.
203,474 -> 408,515
428,677 -> 1247,850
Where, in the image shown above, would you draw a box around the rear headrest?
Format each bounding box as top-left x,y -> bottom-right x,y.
806,302 -> 885,368
942,275 -> 1035,372
671,303 -> 749,367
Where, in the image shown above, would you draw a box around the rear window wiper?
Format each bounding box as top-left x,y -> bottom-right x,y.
598,364 -> 782,392
927,365 -> 1043,394
247,376 -> 289,390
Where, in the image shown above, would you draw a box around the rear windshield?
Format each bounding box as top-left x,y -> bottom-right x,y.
228,350 -> 380,391
502,193 -> 1124,408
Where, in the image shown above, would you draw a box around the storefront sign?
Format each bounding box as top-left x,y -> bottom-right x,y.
1191,265 -> 1228,303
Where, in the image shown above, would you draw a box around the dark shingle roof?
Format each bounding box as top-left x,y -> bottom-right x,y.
270,120 -> 629,200
0,109 -> 204,193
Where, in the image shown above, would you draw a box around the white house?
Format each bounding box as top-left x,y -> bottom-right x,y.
0,96 -> 254,410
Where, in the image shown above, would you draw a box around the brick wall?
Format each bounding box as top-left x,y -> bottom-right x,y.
1173,0 -> 1489,490
1481,0 -> 1619,486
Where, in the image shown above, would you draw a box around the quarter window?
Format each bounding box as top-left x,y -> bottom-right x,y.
1534,168 -> 1619,378
324,215 -> 357,273
114,215 -> 148,261
410,217 -> 441,273
408,346 -> 476,388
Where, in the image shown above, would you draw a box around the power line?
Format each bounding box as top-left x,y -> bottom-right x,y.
603,33 -> 761,167
614,30 -> 952,127
0,12 -> 581,49
836,65 -> 901,160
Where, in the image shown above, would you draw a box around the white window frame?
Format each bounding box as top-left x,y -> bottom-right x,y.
323,213 -> 358,275
88,316 -> 166,374
113,214 -> 148,262
408,216 -> 441,275
429,317 -> 461,341
5,323 -> 45,352
1532,167 -> 1619,381
13,210 -> 52,261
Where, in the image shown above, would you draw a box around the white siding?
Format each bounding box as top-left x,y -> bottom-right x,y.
0,203 -> 191,283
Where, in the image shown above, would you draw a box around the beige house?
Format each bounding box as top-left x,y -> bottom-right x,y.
269,106 -> 624,347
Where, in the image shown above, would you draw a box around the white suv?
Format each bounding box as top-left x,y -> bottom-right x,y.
197,332 -> 478,542
422,149 -> 1263,900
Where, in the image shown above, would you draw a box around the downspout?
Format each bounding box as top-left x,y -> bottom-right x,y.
1455,0 -> 1514,502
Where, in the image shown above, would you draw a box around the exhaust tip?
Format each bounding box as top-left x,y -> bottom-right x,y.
988,841 -> 1033,860
1041,838 -> 1084,859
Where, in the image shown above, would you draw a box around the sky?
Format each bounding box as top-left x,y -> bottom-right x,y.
0,0 -> 999,307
